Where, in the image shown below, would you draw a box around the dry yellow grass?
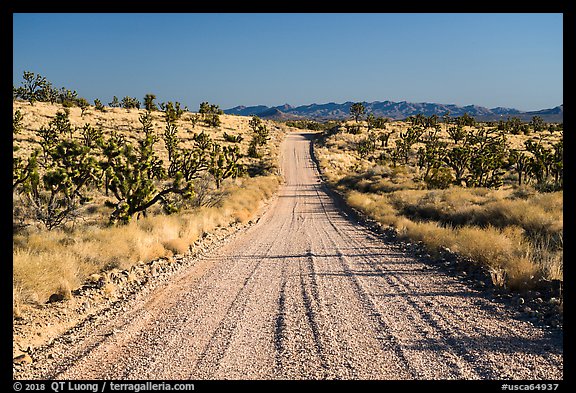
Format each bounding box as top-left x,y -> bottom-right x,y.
316,121 -> 563,288
14,171 -> 280,307
345,191 -> 551,286
13,100 -> 287,308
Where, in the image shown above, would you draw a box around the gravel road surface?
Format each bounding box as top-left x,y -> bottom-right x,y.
21,131 -> 563,380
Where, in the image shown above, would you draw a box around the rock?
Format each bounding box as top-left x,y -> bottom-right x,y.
513,297 -> 525,307
48,293 -> 65,303
13,354 -> 32,365
88,273 -> 102,283
549,297 -> 561,305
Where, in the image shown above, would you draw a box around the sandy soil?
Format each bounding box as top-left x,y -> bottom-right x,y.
13,131 -> 562,380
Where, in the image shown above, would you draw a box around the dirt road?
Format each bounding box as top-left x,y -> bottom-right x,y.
24,131 -> 562,380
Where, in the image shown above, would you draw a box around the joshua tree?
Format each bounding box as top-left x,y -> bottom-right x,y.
247,116 -> 269,158
18,110 -> 102,229
94,98 -> 106,112
77,97 -> 90,116
121,96 -> 140,109
350,102 -> 366,122
101,111 -> 195,224
13,110 -> 24,134
447,125 -> 467,145
109,96 -> 121,107
466,128 -> 507,188
161,101 -> 186,123
209,144 -> 243,188
14,71 -> 48,104
443,146 -> 471,186
144,93 -> 158,112
199,102 -> 223,127
508,149 -> 530,186
530,116 -> 545,132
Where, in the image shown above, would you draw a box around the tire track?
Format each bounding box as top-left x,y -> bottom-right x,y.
307,137 -> 559,380
358,246 -> 563,377
190,198 -> 296,379
304,175 -> 419,377
22,131 -> 562,381
273,267 -> 287,373
334,232 -> 495,378
297,252 -> 329,374
315,188 -> 500,378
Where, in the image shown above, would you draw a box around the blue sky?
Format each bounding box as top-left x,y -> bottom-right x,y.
13,13 -> 563,112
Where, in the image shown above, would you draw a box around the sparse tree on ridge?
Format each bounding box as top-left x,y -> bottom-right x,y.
144,94 -> 158,112
121,96 -> 140,109
109,96 -> 120,107
94,99 -> 106,112
14,71 -> 48,105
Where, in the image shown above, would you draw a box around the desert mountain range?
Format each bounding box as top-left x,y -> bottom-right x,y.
225,100 -> 563,123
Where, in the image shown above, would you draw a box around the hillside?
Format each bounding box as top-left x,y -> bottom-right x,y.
12,100 -> 291,310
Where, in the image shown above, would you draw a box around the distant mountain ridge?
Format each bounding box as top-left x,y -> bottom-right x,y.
225,101 -> 563,123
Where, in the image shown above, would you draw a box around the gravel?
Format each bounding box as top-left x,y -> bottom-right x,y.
13,131 -> 563,380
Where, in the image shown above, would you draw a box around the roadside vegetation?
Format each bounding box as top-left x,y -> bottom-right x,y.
13,72 -> 288,313
314,102 -> 563,292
